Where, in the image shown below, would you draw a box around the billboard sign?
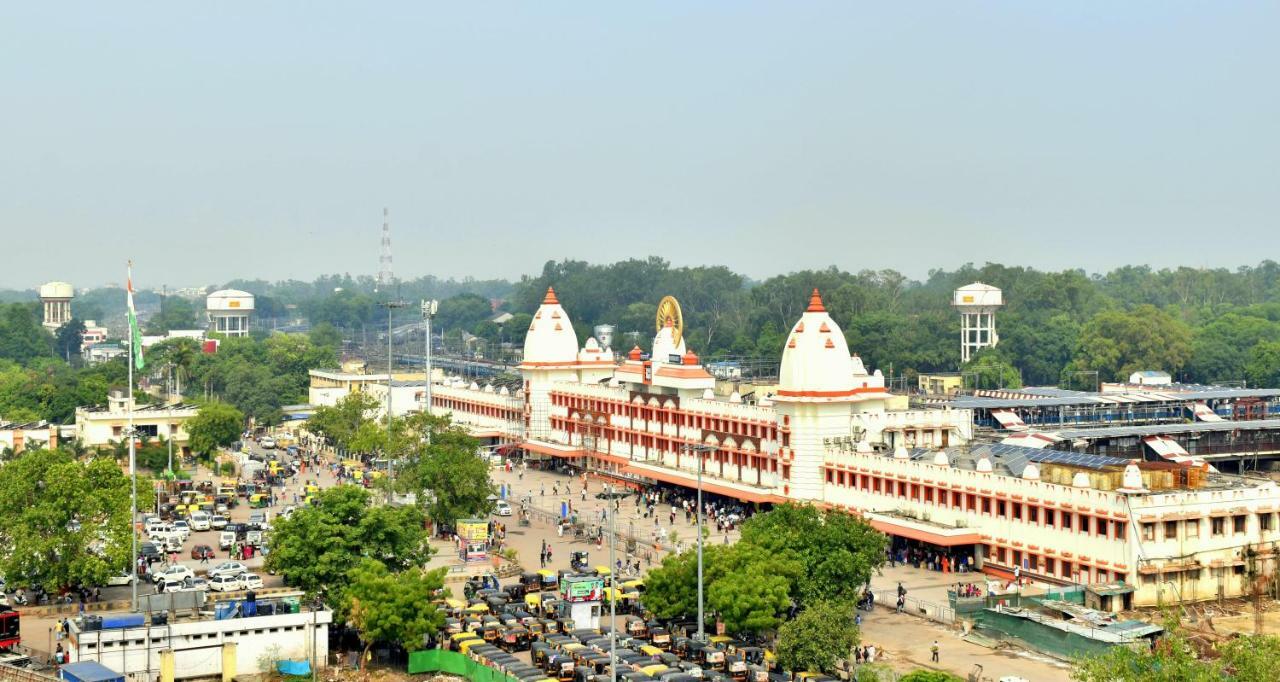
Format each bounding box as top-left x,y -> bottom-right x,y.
560,577 -> 605,603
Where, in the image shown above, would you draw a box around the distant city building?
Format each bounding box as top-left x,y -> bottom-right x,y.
954,282 -> 1003,363
918,372 -> 964,395
39,281 -> 74,330
75,389 -> 197,454
206,289 -> 254,337
1129,370 -> 1172,386
80,320 -> 109,348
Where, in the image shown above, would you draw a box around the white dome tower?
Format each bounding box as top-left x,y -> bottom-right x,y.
520,287 -> 582,440
773,290 -> 858,502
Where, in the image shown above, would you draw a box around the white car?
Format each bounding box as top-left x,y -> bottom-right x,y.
218,531 -> 236,550
207,573 -> 244,592
207,561 -> 248,578
189,511 -> 211,531
171,520 -> 192,540
149,534 -> 182,553
240,574 -> 263,590
494,500 -> 512,517
179,577 -> 209,593
260,437 -> 276,449
106,571 -> 135,586
152,564 -> 195,585
155,573 -> 187,592
210,515 -> 228,530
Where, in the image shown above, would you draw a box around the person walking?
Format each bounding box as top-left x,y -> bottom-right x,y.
930,640 -> 939,663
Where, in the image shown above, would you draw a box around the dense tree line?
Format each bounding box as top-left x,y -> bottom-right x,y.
9,259 -> 1280,391
506,259 -> 1280,387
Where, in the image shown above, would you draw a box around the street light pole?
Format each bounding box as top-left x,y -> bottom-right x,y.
681,443 -> 713,642
380,299 -> 409,500
609,503 -> 617,682
422,300 -> 437,418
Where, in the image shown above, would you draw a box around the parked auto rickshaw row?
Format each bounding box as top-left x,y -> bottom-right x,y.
521,626 -> 781,682
446,631 -> 556,682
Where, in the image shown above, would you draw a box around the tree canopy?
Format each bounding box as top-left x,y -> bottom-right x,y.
775,600 -> 859,675
739,503 -> 888,606
264,484 -> 431,599
0,448 -> 154,591
344,559 -> 446,661
1073,622 -> 1280,682
186,401 -> 245,456
644,503 -> 883,638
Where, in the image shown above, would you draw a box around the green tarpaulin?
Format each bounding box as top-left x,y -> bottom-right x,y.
407,649 -> 522,682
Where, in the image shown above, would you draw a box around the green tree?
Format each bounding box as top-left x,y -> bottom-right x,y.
308,392 -> 381,452
396,413 -> 494,527
641,549 -> 700,622
706,542 -> 800,635
1067,305 -> 1193,381
264,485 -> 431,598
145,296 -> 198,334
0,303 -> 52,363
0,449 -> 154,591
186,401 -> 245,456
960,347 -> 1022,390
54,319 -> 87,363
308,322 -> 342,349
1245,341 -> 1280,388
776,600 -> 859,674
344,559 -> 446,664
739,503 -> 887,607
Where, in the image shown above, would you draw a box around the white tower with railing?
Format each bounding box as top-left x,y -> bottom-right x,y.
953,282 -> 1002,363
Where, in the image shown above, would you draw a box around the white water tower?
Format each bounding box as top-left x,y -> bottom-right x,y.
953,282 -> 1002,363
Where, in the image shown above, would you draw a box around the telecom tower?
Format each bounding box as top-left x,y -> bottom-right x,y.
376,207 -> 393,292
953,282 -> 1003,363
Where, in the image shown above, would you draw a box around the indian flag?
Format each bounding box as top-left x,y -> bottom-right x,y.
127,262 -> 145,370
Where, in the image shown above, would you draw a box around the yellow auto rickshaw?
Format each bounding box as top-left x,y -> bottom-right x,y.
525,592 -> 543,611
249,493 -> 269,508
450,631 -> 481,651
593,566 -> 612,586
305,484 -> 320,495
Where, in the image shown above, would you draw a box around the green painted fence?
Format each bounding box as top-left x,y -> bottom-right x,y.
408,649 -> 521,682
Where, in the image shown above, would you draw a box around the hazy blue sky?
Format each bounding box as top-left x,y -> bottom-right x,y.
2,3 -> 1277,290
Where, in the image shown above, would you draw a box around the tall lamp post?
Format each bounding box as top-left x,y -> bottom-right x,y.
422,300 -> 438,416
680,443 -> 715,642
380,299 -> 409,499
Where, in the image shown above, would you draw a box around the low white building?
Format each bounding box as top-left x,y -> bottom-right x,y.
75,390 -> 198,454
67,598 -> 331,680
0,420 -> 58,452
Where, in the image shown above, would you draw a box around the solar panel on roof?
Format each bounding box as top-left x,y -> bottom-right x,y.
971,442 -> 1129,470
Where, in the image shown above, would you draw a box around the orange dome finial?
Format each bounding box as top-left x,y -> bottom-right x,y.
628,346 -> 643,361
682,349 -> 700,366
543,287 -> 559,305
806,288 -> 826,313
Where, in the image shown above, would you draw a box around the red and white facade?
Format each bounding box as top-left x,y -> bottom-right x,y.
425,286 -> 1280,605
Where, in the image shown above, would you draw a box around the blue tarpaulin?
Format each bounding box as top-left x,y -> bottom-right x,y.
276,660 -> 312,676
60,661 -> 125,682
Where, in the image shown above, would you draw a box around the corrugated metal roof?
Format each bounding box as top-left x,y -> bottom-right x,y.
1050,418 -> 1280,440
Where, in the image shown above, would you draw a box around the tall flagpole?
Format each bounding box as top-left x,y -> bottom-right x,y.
128,262 -> 138,611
